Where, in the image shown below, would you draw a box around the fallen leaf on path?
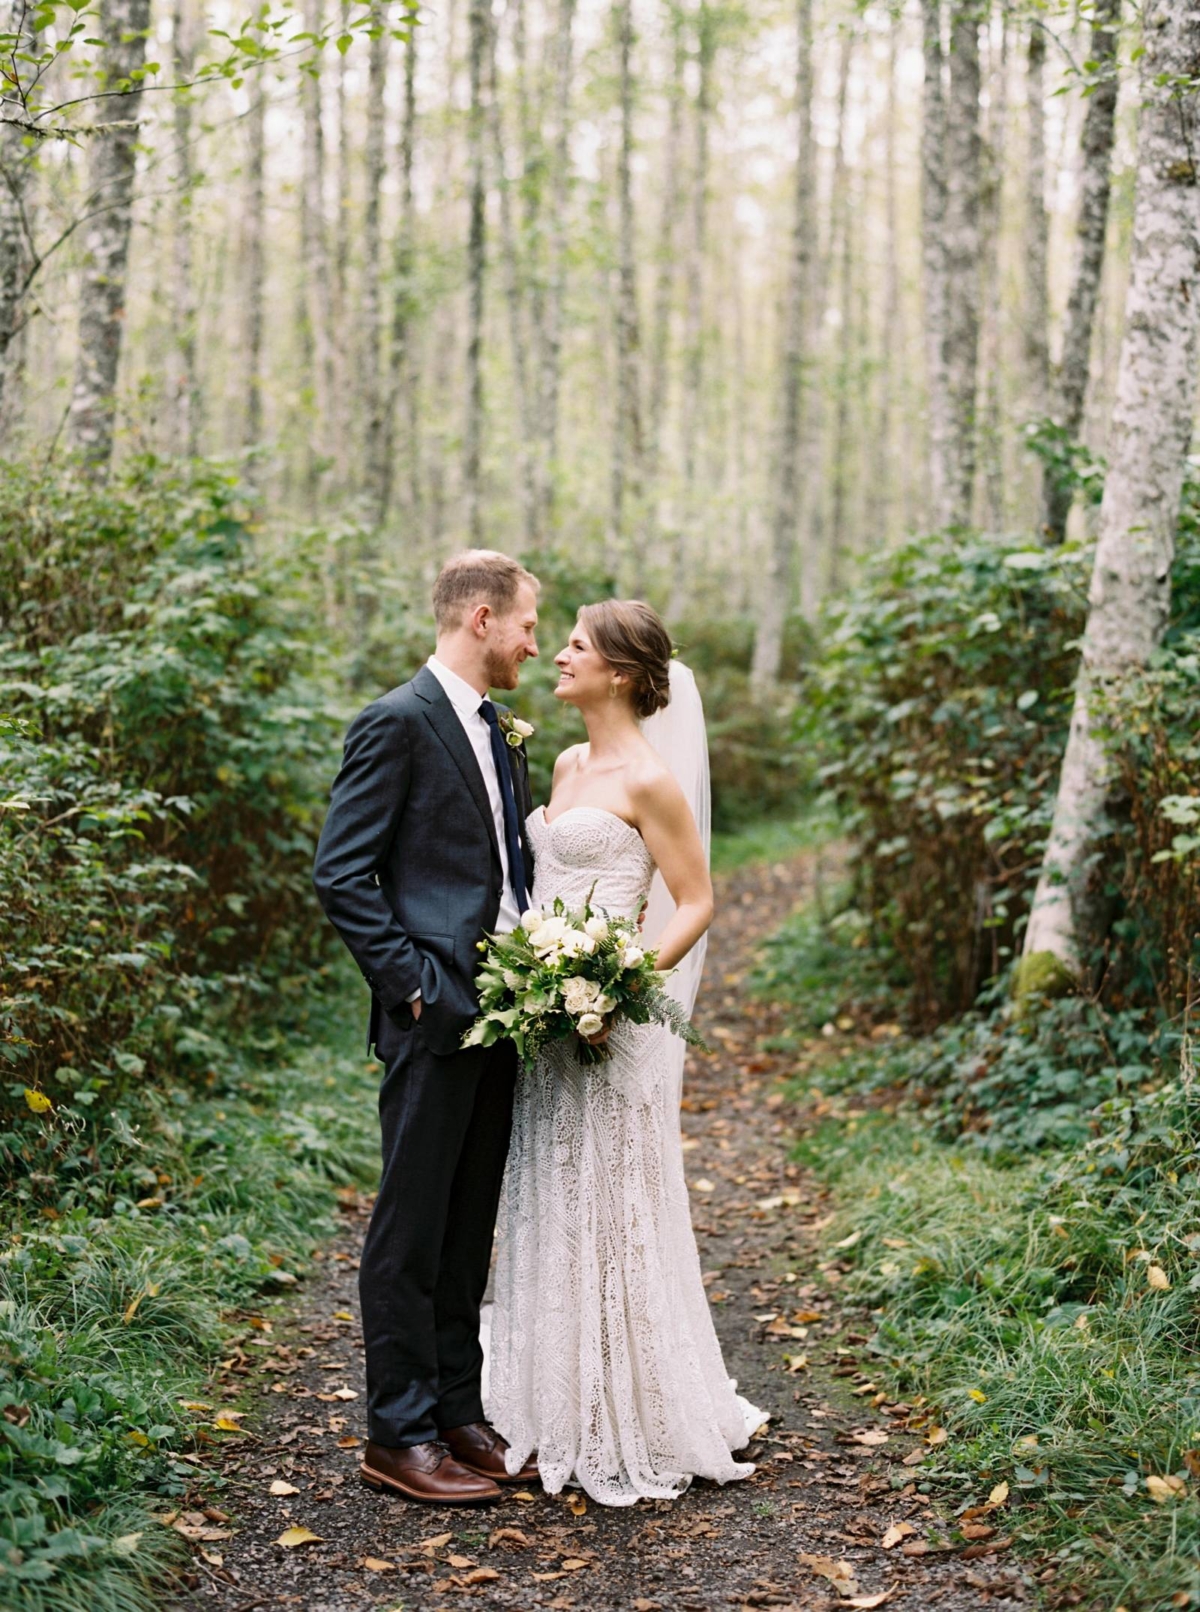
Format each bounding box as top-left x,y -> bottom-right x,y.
960,1535 -> 1013,1560
275,1527 -> 322,1549
213,1413 -> 245,1432
960,1523 -> 995,1541
691,1178 -> 716,1193
925,1425 -> 948,1446
849,1429 -> 889,1447
363,1557 -> 395,1572
447,1554 -> 475,1568
833,1230 -> 862,1249
489,1527 -> 531,1549
1146,1474 -> 1188,1503
561,1558 -> 589,1570
567,1492 -> 587,1515
418,1532 -> 454,1553
463,1567 -> 501,1584
988,1480 -> 1009,1507
336,1435 -> 360,1447
784,1354 -> 808,1374
1147,1265 -> 1170,1290
268,1480 -> 299,1496
512,1489 -> 536,1503
901,1449 -> 926,1466
844,1594 -> 896,1609
899,1540 -> 929,1556
881,1521 -> 917,1549
798,1553 -> 860,1596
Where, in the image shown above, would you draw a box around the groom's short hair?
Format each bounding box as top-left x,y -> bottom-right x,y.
433,550 -> 540,632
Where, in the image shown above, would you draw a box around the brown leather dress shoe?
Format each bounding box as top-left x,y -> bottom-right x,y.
359,1439 -> 502,1504
442,1421 -> 539,1484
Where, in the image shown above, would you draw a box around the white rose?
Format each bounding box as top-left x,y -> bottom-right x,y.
512,718 -> 535,738
531,916 -> 568,953
576,1012 -> 604,1037
619,945 -> 645,970
521,908 -> 544,933
593,993 -> 616,1015
562,976 -> 596,1014
584,916 -> 609,942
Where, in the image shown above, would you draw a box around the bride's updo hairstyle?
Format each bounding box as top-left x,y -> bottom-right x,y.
577,599 -> 673,719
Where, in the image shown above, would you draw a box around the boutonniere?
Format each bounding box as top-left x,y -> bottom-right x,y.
499,711 -> 535,749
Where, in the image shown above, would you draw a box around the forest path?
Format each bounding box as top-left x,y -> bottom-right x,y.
174,852 -> 1029,1612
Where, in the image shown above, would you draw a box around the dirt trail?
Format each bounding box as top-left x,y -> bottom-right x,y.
173,852 -> 1030,1612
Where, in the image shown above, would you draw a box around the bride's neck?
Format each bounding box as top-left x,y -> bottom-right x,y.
579,699 -> 639,759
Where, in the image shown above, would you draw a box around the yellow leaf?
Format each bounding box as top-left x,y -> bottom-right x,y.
926,1425 -> 948,1446
269,1480 -> 299,1496
968,1388 -> 987,1403
125,1430 -> 150,1447
331,1387 -> 359,1400
512,1490 -> 536,1503
23,1088 -> 52,1114
881,1521 -> 917,1549
123,1294 -> 143,1324
567,1493 -> 587,1516
275,1526 -> 323,1548
784,1353 -> 809,1374
988,1481 -> 1010,1507
178,1401 -> 212,1412
1147,1265 -> 1171,1291
213,1414 -> 245,1432
691,1178 -> 715,1193
332,1310 -> 353,1321
799,1553 -> 860,1596
1146,1474 -> 1187,1503
135,1196 -> 163,1210
363,1557 -> 395,1573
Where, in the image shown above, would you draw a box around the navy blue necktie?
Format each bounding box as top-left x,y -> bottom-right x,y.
479,700 -> 529,912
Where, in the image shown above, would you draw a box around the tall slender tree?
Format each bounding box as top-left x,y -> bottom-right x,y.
978,11 -> 1008,527
534,0 -> 578,541
750,0 -> 814,689
300,0 -> 336,493
645,3 -> 685,539
0,0 -> 39,426
66,0 -> 152,470
464,0 -> 488,544
1020,0 -> 1200,990
1040,0 -> 1121,543
171,0 -> 201,458
920,0 -> 950,523
362,1 -> 389,522
242,84 -> 267,449
385,26 -> 420,527
610,0 -> 644,579
941,0 -> 984,525
1023,21 -> 1049,422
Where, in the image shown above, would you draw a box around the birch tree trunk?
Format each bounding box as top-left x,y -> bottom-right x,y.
869,12 -> 902,546
65,0 -> 152,471
534,0 -> 577,541
668,0 -> 716,618
0,0 -> 38,427
978,13 -> 1008,527
750,0 -> 814,690
1040,0 -> 1121,543
385,29 -> 420,526
1019,0 -> 1200,992
242,85 -> 267,448
171,0 -> 200,458
610,0 -> 643,578
464,0 -> 488,544
300,0 -> 336,494
826,27 -> 855,594
921,0 -> 950,525
362,1 -> 389,522
941,0 -> 983,526
648,3 -> 683,538
1023,23 -> 1050,420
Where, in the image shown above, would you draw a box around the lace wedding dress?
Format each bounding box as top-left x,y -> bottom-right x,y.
486,804 -> 763,1506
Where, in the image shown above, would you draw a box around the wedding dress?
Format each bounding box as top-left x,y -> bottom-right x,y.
486,803 -> 763,1505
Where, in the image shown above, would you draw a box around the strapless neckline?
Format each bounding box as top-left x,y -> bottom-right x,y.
539,803 -> 641,841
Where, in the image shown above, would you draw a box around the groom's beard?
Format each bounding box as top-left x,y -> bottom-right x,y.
483,644 -> 522,691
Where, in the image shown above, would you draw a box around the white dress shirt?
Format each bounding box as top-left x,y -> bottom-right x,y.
426,655 -> 525,935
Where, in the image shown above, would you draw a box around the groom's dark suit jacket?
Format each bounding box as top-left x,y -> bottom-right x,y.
312,663 -> 535,1056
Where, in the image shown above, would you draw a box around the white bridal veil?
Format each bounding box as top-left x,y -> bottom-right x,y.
640,659 -> 711,1024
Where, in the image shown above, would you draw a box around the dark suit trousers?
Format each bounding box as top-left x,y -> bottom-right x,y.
361,1007 -> 517,1446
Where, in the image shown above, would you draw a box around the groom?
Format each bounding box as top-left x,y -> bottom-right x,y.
313,549 -> 541,1505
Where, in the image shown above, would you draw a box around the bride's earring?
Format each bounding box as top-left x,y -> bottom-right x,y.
609,681 -> 619,699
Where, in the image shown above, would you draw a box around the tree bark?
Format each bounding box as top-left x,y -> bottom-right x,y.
65,0 -> 152,471
645,2 -> 685,542
978,12 -> 1008,527
941,0 -> 983,526
242,85 -> 267,448
0,0 -> 38,428
826,26 -> 856,595
1040,0 -> 1121,543
921,0 -> 951,525
869,11 -> 902,547
464,0 -> 488,545
1023,22 -> 1050,424
610,0 -> 643,578
362,0 -> 389,522
668,0 -> 716,618
300,0 -> 336,494
384,27 -> 420,526
1020,0 -> 1200,988
750,0 -> 814,689
534,0 -> 577,542
171,0 -> 200,458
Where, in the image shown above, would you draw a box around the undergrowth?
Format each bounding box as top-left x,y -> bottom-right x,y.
0,980 -> 378,1612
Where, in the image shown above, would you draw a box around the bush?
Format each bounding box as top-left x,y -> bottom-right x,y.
0,459 -> 344,1154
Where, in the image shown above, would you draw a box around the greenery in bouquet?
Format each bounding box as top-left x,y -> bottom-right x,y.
463,895 -> 705,1067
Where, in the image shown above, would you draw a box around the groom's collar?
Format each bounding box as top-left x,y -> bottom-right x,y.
426,654 -> 489,718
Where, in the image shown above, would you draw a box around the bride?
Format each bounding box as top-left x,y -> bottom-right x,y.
487,599 -> 763,1506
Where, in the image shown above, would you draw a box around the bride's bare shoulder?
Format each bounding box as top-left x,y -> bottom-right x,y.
552,743 -> 587,784
626,745 -> 686,814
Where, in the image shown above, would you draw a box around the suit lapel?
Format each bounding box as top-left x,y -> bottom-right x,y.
412,665 -> 500,861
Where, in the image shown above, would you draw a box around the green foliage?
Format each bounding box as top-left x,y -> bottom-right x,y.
806,1069 -> 1200,1609
0,458 -> 343,1145
803,528 -> 1086,1024
0,1000 -> 379,1612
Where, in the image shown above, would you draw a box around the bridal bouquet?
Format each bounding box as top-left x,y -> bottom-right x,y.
463,895 -> 705,1067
